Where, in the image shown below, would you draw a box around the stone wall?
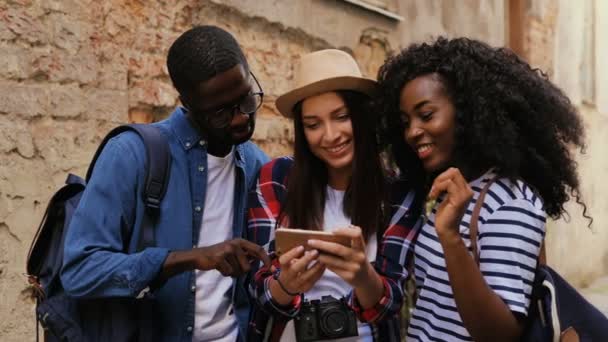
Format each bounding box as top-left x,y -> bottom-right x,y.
0,0 -> 331,339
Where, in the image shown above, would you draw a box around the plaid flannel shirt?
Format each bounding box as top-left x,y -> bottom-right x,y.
246,157 -> 423,341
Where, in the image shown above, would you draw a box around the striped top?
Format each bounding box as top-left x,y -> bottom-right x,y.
407,170 -> 546,342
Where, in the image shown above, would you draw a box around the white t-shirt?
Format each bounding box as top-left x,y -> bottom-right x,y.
281,186 -> 377,342
193,150 -> 239,342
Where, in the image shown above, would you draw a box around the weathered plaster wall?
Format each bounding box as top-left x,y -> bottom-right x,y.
223,0 -> 507,54
596,0 -> 608,114
399,0 -> 506,46
521,0 -> 608,287
212,0 -> 403,52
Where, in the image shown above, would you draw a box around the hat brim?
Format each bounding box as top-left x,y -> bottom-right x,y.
275,76 -> 379,118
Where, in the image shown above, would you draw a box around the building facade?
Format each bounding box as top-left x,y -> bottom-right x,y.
0,0 -> 606,339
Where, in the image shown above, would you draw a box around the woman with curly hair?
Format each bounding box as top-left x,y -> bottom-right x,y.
376,37 -> 589,341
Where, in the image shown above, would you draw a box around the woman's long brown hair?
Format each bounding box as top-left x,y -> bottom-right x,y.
279,90 -> 387,241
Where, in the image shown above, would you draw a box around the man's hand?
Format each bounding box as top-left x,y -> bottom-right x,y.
160,239 -> 270,280
192,238 -> 270,277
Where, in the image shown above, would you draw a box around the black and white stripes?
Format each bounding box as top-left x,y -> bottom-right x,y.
407,171 -> 546,341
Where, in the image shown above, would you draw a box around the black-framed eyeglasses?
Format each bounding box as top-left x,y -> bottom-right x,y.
204,72 -> 264,129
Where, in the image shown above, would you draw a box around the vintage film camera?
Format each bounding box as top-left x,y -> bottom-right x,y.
294,295 -> 358,341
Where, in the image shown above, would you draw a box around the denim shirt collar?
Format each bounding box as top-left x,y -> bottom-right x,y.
169,107 -> 246,167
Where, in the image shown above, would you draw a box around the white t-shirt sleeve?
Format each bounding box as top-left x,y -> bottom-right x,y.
478,198 -> 546,316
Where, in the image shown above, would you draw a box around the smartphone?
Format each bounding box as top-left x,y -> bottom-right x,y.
275,228 -> 351,256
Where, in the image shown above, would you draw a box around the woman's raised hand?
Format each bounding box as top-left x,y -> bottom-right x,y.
428,167 -> 474,239
308,226 -> 374,288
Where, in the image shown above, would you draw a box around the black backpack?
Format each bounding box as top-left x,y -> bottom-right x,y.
26,124 -> 171,342
470,177 -> 608,342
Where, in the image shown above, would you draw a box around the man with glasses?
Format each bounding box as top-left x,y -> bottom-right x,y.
61,26 -> 271,341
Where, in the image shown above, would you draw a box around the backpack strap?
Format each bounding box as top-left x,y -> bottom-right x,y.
85,124 -> 171,251
470,176 -> 548,268
469,175 -> 499,264
539,242 -> 547,265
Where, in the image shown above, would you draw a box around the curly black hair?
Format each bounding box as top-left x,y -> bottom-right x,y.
377,37 -> 589,222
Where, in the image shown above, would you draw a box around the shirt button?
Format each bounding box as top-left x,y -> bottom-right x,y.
194,206 -> 201,212
191,285 -> 196,292
185,142 -> 191,148
187,326 -> 193,333
199,140 -> 206,146
198,165 -> 205,172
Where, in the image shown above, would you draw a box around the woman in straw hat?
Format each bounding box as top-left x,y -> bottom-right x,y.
247,49 -> 423,341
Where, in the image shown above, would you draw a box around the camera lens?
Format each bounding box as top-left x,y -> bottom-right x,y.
319,308 -> 349,337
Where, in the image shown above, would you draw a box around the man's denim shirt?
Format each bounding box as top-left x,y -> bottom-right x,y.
61,107 -> 269,341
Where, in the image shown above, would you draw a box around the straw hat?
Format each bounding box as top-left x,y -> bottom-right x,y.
275,49 -> 379,118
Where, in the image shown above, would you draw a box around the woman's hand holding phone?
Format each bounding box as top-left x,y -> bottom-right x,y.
270,245 -> 326,305
307,226 -> 369,287
308,226 -> 384,308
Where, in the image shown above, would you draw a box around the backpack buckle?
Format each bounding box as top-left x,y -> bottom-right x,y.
144,196 -> 161,212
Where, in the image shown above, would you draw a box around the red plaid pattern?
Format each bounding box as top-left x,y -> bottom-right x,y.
246,157 -> 423,341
